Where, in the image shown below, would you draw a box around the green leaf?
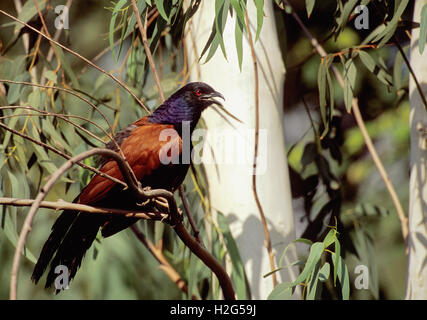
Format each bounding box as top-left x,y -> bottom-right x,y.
2,108 -> 25,149
332,252 -> 350,300
124,0 -> 147,39
419,4 -> 427,54
375,0 -> 410,47
301,142 -> 317,166
323,229 -> 337,249
6,74 -> 24,104
306,261 -> 321,300
278,237 -> 313,267
334,0 -> 358,35
393,45 -> 406,91
44,70 -> 58,84
188,250 -> 202,300
317,59 -> 327,125
306,0 -> 316,18
267,282 -> 293,300
254,0 -> 264,41
28,89 -> 41,108
353,229 -> 379,299
358,51 -> 393,87
109,0 -> 128,62
215,0 -> 231,59
231,0 -> 247,31
235,15 -> 244,70
325,65 -> 335,124
342,58 -> 357,112
318,262 -> 330,282
154,0 -> 170,22
41,119 -> 71,153
333,238 -> 341,286
54,46 -> 80,89
14,0 -> 46,34
292,242 -> 324,286
218,212 -> 248,299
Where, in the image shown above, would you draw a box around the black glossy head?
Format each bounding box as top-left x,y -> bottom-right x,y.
148,82 -> 224,129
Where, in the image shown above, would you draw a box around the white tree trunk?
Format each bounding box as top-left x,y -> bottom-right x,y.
406,0 -> 427,300
185,1 -> 298,299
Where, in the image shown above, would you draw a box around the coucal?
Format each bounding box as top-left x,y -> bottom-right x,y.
31,82 -> 224,291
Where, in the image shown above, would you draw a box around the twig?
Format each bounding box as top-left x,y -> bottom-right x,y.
0,121 -> 126,187
281,0 -> 409,243
0,79 -> 127,163
245,11 -> 278,288
0,79 -> 115,137
131,0 -> 165,102
0,9 -> 150,114
394,38 -> 427,111
33,0 -> 62,83
0,197 -> 168,221
130,225 -> 198,299
0,106 -> 109,145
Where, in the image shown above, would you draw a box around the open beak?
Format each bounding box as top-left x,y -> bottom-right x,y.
203,91 -> 225,107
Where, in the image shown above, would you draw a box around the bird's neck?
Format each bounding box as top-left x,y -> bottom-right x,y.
148,99 -> 201,136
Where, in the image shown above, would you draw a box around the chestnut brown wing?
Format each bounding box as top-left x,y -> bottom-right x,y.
78,122 -> 182,205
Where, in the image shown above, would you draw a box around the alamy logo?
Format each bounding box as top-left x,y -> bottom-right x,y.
54,265 -> 69,291
354,265 -> 369,290
354,5 -> 369,30
158,121 -> 268,175
54,5 -> 69,30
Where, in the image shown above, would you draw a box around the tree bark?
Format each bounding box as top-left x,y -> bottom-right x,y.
406,0 -> 427,300
185,1 -> 298,299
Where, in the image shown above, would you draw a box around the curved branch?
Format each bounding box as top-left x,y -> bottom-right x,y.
245,11 -> 278,288
0,121 -> 126,187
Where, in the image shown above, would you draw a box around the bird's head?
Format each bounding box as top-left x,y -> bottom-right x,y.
149,82 -> 224,130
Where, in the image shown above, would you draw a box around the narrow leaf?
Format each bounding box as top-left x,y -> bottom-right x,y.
254,0 -> 264,41
267,282 -> 293,300
419,4 -> 427,54
292,242 -> 324,286
306,0 -> 316,18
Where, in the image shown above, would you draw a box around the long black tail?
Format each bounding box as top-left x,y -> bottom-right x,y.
31,210 -> 105,292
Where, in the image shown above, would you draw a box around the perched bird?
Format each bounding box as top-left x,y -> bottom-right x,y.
31,82 -> 224,291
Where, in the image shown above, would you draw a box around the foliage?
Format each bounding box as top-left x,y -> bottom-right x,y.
267,223 -> 350,300
281,0 -> 413,299
0,0 -> 254,299
0,0 -> 417,300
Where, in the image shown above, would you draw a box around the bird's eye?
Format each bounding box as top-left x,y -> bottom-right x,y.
194,90 -> 202,96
